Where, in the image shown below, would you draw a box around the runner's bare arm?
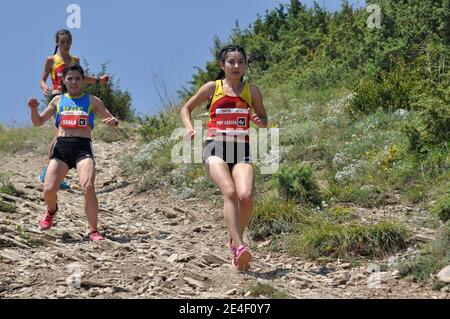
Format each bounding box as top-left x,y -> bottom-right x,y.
90,95 -> 118,128
27,96 -> 58,126
83,74 -> 110,85
250,84 -> 268,128
39,56 -> 54,95
180,81 -> 216,132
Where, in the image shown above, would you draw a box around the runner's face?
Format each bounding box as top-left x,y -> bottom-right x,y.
63,70 -> 83,95
57,35 -> 72,54
221,52 -> 246,80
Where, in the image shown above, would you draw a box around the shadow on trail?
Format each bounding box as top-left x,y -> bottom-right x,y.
245,267 -> 292,280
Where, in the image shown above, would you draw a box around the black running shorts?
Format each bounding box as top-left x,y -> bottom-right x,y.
203,140 -> 252,171
50,137 -> 95,169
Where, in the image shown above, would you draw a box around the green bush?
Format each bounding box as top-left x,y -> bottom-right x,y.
82,62 -> 134,121
247,282 -> 290,299
92,121 -> 133,143
432,194 -> 450,223
0,201 -> 16,213
276,164 -> 322,206
398,223 -> 450,282
0,173 -> 22,197
405,95 -> 450,153
324,204 -> 358,223
0,126 -> 54,155
287,220 -> 408,259
346,62 -> 416,116
138,113 -> 178,143
398,255 -> 441,283
249,195 -> 306,240
0,173 -> 20,212
328,183 -> 383,207
131,142 -> 177,192
345,77 -> 381,116
15,225 -> 44,246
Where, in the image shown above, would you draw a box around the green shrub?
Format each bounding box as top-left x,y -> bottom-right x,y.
247,282 -> 290,299
0,126 -> 54,155
15,225 -> 44,247
405,95 -> 450,154
404,184 -> 427,203
346,62 -> 416,116
346,77 -> 382,116
287,220 -> 408,259
276,164 -> 322,206
93,121 -> 133,143
249,195 -> 306,240
0,173 -> 22,197
324,204 -> 358,223
133,143 -> 176,192
138,113 -> 178,143
398,254 -> 441,283
328,183 -> 383,207
432,194 -> 450,223
0,201 -> 16,213
398,223 -> 450,282
82,62 -> 134,121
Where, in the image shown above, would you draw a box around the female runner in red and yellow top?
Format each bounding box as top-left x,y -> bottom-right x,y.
40,29 -> 109,97
181,45 -> 268,271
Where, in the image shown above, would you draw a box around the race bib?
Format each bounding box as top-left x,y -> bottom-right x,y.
60,111 -> 89,129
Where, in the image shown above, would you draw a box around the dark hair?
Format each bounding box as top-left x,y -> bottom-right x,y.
215,45 -> 247,80
61,64 -> 85,93
53,29 -> 72,55
206,45 -> 247,109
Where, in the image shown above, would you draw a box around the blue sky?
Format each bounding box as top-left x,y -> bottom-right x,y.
0,0 -> 365,126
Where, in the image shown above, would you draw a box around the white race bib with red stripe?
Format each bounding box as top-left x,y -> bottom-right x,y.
60,111 -> 90,129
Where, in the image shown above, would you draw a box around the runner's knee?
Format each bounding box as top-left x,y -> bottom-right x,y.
43,184 -> 59,196
237,189 -> 253,203
222,187 -> 238,202
81,180 -> 95,194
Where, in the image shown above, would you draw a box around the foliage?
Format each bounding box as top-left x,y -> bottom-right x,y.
247,282 -> 291,299
0,173 -> 23,197
82,61 -> 134,121
398,223 -> 450,283
276,164 -> 322,206
137,113 -> 178,143
432,194 -> 450,223
287,220 -> 409,259
249,195 -> 306,240
182,0 -> 450,98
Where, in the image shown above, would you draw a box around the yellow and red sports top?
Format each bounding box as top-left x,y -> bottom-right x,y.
51,54 -> 78,92
207,80 -> 252,141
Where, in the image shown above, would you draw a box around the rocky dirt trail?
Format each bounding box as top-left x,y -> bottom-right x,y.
0,140 -> 448,299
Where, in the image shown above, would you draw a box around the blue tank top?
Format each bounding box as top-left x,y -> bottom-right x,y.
55,93 -> 95,129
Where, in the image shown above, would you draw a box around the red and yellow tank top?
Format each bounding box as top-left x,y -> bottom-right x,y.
207,80 -> 252,141
51,54 -> 78,92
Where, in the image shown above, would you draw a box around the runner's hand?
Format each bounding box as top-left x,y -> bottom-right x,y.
100,75 -> 110,84
250,113 -> 262,125
40,84 -> 51,96
103,117 -> 119,128
28,98 -> 39,109
185,129 -> 196,140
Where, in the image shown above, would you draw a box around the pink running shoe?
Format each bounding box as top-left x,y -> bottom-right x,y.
39,207 -> 57,230
232,255 -> 238,269
88,230 -> 105,241
234,245 -> 252,272
227,238 -> 237,256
